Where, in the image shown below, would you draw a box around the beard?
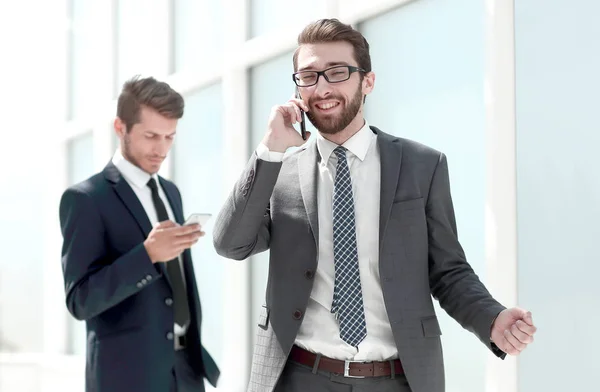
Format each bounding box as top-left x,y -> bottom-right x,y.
306,85 -> 363,135
121,132 -> 146,171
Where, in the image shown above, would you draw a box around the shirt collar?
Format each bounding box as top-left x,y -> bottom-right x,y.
316,120 -> 374,164
111,149 -> 159,190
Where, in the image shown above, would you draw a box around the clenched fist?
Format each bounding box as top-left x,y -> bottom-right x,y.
491,307 -> 537,356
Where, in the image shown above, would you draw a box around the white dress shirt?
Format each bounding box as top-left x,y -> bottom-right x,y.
112,149 -> 188,336
256,121 -> 398,361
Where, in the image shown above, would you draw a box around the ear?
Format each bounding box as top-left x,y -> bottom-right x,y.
114,117 -> 125,137
362,71 -> 375,96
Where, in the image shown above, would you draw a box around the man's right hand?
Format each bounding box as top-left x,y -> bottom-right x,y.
143,220 -> 204,263
261,97 -> 312,153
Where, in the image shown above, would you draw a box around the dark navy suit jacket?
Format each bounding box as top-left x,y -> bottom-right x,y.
59,162 -> 219,392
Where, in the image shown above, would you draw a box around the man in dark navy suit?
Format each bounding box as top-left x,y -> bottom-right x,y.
59,75 -> 219,392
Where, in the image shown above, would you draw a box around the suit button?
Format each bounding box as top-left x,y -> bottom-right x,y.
136,282 -> 143,288
166,332 -> 174,340
141,278 -> 147,285
146,275 -> 152,281
242,190 -> 248,196
293,310 -> 303,320
165,298 -> 173,306
304,269 -> 315,279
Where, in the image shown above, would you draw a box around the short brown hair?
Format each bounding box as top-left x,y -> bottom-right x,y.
293,19 -> 371,73
117,75 -> 184,132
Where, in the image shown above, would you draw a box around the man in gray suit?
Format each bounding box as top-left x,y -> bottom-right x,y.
213,19 -> 537,392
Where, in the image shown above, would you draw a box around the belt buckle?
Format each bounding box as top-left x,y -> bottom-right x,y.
343,359 -> 366,378
174,335 -> 186,351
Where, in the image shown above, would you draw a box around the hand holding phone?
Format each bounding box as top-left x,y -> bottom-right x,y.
262,90 -> 310,152
144,220 -> 204,263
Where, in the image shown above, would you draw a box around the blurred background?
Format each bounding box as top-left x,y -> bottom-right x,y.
0,0 -> 598,391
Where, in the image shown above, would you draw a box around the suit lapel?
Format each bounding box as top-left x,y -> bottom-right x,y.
104,162 -> 176,288
373,127 -> 403,253
298,142 -> 320,247
103,161 -> 153,237
159,177 -> 184,224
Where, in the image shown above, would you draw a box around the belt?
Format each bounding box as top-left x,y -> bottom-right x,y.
289,345 -> 404,378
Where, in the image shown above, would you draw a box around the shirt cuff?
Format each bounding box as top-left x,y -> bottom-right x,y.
256,143 -> 285,162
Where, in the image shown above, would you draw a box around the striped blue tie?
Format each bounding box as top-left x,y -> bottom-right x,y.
330,146 -> 367,347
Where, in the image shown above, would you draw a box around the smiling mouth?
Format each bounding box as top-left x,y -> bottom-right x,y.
315,102 -> 340,111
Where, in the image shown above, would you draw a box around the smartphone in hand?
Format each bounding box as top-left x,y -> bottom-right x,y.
184,213 -> 212,227
295,88 -> 307,140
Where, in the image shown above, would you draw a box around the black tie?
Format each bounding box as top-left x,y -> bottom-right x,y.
147,178 -> 191,328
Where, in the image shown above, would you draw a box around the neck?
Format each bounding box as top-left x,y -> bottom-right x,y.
320,114 -> 366,146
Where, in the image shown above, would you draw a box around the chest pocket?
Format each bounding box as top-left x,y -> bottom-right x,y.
390,197 -> 425,224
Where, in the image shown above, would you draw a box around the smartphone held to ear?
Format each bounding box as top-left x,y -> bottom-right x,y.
295,88 -> 307,140
184,213 -> 212,227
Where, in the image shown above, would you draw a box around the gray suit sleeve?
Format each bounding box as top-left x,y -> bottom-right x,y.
426,153 -> 506,358
213,153 -> 283,260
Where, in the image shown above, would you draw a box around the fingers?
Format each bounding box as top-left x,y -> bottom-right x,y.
288,95 -> 309,111
292,98 -> 309,112
164,224 -> 201,235
511,322 -> 534,344
155,220 -> 177,228
156,224 -> 205,246
283,102 -> 302,123
174,231 -> 205,246
515,319 -> 537,336
523,311 -> 534,326
279,101 -> 309,124
502,328 -> 527,354
499,333 -> 520,356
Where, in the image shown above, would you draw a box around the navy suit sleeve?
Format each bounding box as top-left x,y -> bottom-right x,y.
59,187 -> 161,321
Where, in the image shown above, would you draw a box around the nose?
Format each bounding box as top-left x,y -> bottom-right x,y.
154,137 -> 172,156
313,74 -> 333,98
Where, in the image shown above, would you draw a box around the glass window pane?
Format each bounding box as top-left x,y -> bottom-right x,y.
248,52 -> 317,342
249,0 -> 327,38
361,1 -> 486,391
69,0 -> 112,119
116,0 -> 170,93
515,1 -> 600,391
0,140 -> 54,352
172,83 -> 225,366
66,132 -> 96,355
68,133 -> 95,185
174,0 -> 224,73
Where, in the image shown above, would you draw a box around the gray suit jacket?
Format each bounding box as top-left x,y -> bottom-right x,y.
213,126 -> 506,392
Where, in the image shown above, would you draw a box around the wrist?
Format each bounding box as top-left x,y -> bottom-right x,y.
262,131 -> 288,153
490,309 -> 503,339
143,241 -> 158,264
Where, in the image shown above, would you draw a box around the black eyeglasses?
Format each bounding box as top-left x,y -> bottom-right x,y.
292,65 -> 366,87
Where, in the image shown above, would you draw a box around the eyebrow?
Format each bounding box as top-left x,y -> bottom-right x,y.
145,130 -> 177,136
297,61 -> 350,72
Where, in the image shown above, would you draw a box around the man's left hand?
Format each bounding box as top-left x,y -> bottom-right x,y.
491,307 -> 537,356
